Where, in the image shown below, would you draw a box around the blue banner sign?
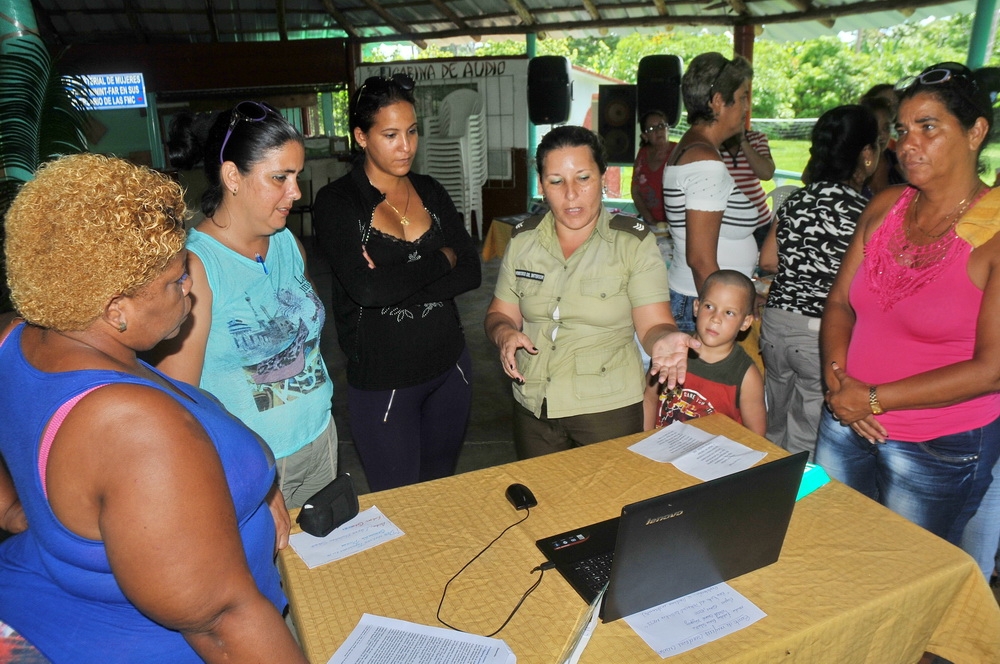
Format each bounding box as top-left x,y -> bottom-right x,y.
81,73 -> 147,110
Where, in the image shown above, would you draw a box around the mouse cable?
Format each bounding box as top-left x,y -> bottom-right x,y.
436,508 -> 555,637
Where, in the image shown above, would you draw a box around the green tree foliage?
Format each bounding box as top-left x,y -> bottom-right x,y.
366,12 -> 998,121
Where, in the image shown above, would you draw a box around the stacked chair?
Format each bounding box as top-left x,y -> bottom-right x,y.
417,88 -> 488,235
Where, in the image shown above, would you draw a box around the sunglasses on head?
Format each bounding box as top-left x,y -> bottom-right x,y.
895,64 -> 976,92
708,59 -> 732,97
219,101 -> 278,165
355,73 -> 416,104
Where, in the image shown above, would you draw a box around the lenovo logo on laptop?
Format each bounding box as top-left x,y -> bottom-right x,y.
646,510 -> 683,526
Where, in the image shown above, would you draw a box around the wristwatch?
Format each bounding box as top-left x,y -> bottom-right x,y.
869,385 -> 884,415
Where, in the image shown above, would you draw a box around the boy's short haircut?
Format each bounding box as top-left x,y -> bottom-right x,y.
699,270 -> 756,316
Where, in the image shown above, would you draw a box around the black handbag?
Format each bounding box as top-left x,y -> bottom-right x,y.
296,473 -> 359,538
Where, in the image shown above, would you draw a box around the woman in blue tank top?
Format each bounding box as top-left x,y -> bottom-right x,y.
0,154 -> 306,662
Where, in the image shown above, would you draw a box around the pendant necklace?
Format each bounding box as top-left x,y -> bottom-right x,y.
383,184 -> 411,226
907,182 -> 983,241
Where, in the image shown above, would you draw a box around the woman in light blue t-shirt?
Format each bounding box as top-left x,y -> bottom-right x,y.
153,102 -> 337,509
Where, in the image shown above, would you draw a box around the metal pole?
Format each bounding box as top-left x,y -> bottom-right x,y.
147,93 -> 165,169
527,33 -> 538,206
968,0 -> 1000,70
0,0 -> 39,48
0,0 -> 41,182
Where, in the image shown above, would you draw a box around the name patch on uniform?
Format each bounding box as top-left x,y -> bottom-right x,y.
515,269 -> 545,282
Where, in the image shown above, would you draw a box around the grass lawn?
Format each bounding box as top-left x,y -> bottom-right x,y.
614,138 -> 1000,202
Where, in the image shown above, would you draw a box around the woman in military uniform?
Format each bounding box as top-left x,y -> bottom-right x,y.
485,125 -> 696,458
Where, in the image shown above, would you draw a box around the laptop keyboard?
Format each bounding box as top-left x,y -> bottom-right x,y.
570,551 -> 614,595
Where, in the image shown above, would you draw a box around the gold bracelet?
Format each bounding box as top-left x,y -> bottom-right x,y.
869,385 -> 884,415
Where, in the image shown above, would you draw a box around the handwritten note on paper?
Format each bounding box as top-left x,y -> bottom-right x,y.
289,506 -> 404,569
623,582 -> 765,658
328,614 -> 516,664
628,422 -> 766,481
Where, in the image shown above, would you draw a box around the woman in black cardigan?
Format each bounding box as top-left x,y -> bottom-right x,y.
313,74 -> 481,491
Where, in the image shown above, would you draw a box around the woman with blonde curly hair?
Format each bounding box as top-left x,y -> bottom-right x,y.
0,153 -> 307,663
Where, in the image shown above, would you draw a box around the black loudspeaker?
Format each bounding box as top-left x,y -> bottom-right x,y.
637,54 -> 684,127
528,56 -> 572,125
598,84 -> 637,165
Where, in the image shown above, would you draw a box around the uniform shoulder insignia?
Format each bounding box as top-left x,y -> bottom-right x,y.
609,215 -> 650,240
511,214 -> 545,237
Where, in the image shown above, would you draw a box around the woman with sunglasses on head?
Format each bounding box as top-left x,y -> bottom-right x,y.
0,154 -> 307,662
313,75 -> 481,491
631,110 -> 676,225
818,63 -> 1000,558
663,53 -> 761,333
153,101 -> 337,509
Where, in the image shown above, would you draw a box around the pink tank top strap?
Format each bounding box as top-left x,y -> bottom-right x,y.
38,386 -> 108,499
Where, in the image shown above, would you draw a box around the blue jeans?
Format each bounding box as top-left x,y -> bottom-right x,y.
669,289 -> 697,334
814,408 -> 1000,545
959,452 -> 1000,578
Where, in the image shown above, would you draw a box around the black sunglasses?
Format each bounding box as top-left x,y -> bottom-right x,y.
355,73 -> 416,105
708,59 -> 732,98
219,101 -> 279,165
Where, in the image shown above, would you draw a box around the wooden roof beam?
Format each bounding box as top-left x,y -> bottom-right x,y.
204,0 -> 221,42
122,0 -> 148,44
504,0 -> 546,38
359,0 -> 428,48
353,0 -> 939,43
785,0 -> 835,28
277,0 -> 289,40
426,0 -> 481,41
581,0 -> 607,34
320,0 -> 361,39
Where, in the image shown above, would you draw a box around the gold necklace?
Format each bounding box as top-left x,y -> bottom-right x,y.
908,183 -> 983,240
383,185 -> 411,226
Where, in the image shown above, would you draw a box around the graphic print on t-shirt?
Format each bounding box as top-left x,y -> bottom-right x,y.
226,280 -> 328,412
657,387 -> 715,427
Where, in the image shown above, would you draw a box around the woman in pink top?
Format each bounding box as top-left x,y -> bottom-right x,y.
631,110 -> 676,225
817,63 -> 1000,557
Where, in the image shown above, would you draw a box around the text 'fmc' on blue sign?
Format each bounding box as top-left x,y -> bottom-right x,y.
81,73 -> 147,110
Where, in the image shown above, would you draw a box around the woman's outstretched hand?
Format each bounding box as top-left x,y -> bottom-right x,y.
649,331 -> 700,391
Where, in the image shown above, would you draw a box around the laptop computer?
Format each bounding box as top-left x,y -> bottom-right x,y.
536,451 -> 809,622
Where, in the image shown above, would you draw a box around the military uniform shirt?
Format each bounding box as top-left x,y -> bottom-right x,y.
494,208 -> 670,418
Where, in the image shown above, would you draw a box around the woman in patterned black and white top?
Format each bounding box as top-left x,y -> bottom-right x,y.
663,53 -> 761,333
758,105 -> 880,458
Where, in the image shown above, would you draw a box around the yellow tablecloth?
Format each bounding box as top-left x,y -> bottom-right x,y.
279,415 -> 1000,664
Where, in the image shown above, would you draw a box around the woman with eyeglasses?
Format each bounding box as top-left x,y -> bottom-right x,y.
663,53 -> 761,333
817,63 -> 1000,559
631,110 -> 676,226
0,154 -> 307,662
312,74 -> 481,491
153,101 -> 337,509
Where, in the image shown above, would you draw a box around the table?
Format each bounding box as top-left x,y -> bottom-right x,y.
481,212 -> 534,262
279,415 -> 1000,664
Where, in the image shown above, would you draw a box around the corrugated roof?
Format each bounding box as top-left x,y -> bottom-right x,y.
31,0 -> 980,47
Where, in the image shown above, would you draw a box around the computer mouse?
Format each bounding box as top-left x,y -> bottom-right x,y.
506,483 -> 537,511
